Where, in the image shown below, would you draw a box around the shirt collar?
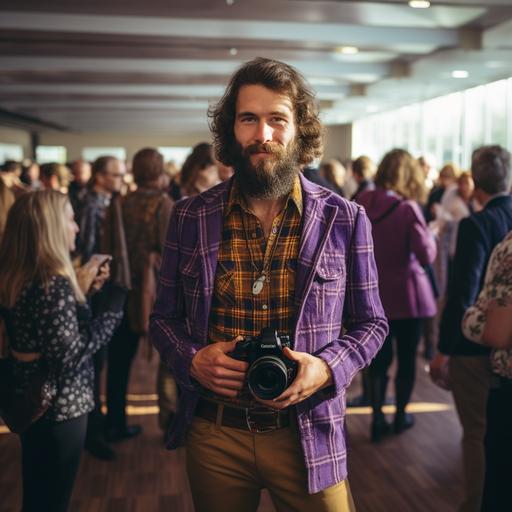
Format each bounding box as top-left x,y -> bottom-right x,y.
225,175 -> 303,217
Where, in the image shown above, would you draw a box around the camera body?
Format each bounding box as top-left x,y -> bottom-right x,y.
230,328 -> 298,400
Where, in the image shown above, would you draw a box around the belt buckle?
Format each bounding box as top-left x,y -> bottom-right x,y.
244,407 -> 280,433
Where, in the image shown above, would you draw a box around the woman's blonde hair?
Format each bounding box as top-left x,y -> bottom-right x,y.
375,148 -> 427,203
0,190 -> 84,308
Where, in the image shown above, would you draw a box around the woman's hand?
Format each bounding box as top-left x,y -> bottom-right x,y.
90,262 -> 111,294
76,260 -> 105,295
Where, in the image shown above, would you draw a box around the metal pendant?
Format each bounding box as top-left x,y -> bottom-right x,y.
252,274 -> 266,295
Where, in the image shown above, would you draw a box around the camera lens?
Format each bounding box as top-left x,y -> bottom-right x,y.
247,356 -> 288,400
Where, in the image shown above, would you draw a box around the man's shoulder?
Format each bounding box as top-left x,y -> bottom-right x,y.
300,173 -> 360,215
465,196 -> 512,233
174,180 -> 230,219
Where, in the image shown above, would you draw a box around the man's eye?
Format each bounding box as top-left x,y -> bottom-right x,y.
271,117 -> 287,125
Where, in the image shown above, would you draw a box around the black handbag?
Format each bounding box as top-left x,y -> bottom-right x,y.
0,316 -> 53,434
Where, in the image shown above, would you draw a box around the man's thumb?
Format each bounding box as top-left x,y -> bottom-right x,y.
221,336 -> 243,353
283,346 -> 300,361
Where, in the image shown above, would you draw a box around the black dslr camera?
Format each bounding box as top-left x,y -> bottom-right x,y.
230,328 -> 298,400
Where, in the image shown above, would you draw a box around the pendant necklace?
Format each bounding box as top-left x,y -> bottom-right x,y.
243,208 -> 287,296
252,273 -> 266,295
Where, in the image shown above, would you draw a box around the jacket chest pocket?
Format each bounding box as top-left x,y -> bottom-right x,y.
311,252 -> 345,316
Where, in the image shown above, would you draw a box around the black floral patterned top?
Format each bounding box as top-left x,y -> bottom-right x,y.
4,275 -> 123,422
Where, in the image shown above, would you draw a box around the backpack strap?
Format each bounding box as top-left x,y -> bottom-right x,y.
370,200 -> 402,225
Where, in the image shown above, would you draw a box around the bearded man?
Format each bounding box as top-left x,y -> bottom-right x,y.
150,58 -> 388,512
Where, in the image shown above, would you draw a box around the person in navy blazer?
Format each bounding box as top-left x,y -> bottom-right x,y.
430,145 -> 512,512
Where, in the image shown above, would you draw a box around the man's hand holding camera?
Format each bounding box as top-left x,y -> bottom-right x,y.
190,337 -> 249,398
191,331 -> 333,407
257,347 -> 333,410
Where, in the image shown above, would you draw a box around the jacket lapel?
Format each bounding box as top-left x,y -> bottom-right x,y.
194,181 -> 230,341
294,175 -> 339,336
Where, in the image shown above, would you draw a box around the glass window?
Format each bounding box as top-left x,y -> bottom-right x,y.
82,147 -> 126,162
485,80 -> 508,148
352,76 -> 511,171
36,146 -> 67,164
462,85 -> 486,168
158,146 -> 192,167
0,143 -> 23,163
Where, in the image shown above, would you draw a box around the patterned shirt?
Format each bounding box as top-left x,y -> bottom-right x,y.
4,276 -> 123,422
462,231 -> 512,378
207,177 -> 302,405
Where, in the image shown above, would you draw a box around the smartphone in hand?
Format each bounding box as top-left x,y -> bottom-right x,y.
89,254 -> 112,273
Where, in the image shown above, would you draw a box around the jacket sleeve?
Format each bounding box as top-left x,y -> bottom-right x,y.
407,201 -> 437,266
149,206 -> 203,391
438,217 -> 487,354
78,204 -> 96,264
316,206 -> 389,396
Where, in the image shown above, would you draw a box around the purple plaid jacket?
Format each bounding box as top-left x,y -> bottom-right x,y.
150,174 -> 388,493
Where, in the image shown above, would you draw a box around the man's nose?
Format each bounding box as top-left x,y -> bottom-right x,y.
254,121 -> 273,143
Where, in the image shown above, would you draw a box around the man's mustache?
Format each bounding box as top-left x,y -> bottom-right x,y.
244,143 -> 285,157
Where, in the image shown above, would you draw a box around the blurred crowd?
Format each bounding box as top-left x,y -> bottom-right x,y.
1,141 -> 511,512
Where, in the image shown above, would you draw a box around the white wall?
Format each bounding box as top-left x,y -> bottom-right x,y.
1,123 -> 354,164
0,126 -> 32,159
323,124 -> 352,162
38,131 -> 212,161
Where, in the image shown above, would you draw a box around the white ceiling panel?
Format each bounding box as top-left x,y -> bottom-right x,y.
0,1 -> 511,135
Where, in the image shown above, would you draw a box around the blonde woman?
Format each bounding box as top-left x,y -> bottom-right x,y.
0,190 -> 125,512
356,148 -> 437,441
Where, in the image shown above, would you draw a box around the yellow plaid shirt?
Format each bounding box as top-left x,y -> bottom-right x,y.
206,176 -> 303,406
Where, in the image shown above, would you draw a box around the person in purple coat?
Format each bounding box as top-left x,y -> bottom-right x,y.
150,58 -> 388,511
357,149 -> 437,442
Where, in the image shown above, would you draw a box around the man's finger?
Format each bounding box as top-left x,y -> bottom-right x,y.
211,379 -> 245,390
212,367 -> 247,381
216,352 -> 249,372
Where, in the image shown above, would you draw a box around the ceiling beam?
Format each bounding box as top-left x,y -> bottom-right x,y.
0,12 -> 460,47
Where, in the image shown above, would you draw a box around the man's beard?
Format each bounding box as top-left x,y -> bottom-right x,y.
231,140 -> 299,200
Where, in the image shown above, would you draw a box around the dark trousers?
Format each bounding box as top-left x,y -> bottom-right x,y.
86,346 -> 107,442
369,318 -> 423,410
20,414 -> 88,512
481,381 -> 512,512
106,316 -> 140,430
86,292 -> 109,443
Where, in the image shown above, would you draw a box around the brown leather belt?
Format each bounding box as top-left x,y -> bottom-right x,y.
195,398 -> 291,433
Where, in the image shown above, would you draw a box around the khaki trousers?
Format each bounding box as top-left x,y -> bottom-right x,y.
186,416 -> 356,512
449,355 -> 492,512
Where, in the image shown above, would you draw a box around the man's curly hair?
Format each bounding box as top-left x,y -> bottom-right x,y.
209,57 -> 324,167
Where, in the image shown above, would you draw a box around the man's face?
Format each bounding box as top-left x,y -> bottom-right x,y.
232,84 -> 299,199
102,159 -> 125,193
73,161 -> 91,185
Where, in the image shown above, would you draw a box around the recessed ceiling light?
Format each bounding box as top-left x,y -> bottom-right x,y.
336,46 -> 359,55
226,0 -> 235,5
451,70 -> 469,78
229,48 -> 238,56
409,1 -> 431,8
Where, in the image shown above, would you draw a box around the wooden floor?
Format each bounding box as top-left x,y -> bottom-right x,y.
0,344 -> 464,512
